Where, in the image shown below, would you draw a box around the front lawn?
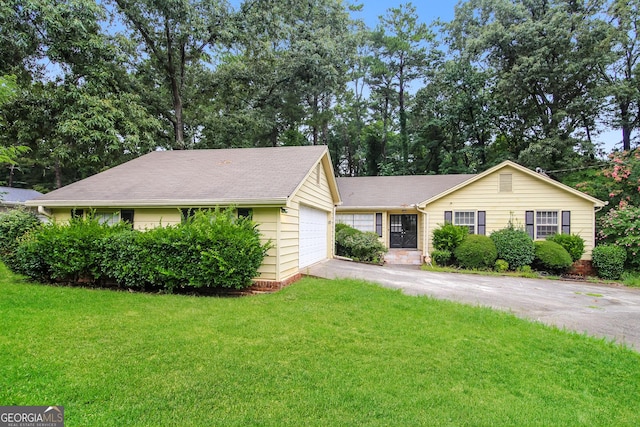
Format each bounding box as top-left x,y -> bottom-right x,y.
1,263 -> 639,426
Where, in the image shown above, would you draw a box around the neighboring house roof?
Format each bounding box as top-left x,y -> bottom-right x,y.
337,174 -> 474,209
27,146 -> 340,207
0,186 -> 43,206
419,160 -> 606,207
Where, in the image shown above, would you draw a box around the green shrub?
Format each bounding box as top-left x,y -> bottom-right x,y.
454,235 -> 497,270
432,223 -> 468,252
546,233 -> 585,262
335,223 -> 360,257
592,244 -> 627,280
0,209 -> 41,269
598,204 -> 640,270
533,240 -> 573,274
431,249 -> 452,266
495,259 -> 509,272
336,224 -> 386,263
12,209 -> 270,291
489,228 -> 535,269
12,216 -> 128,283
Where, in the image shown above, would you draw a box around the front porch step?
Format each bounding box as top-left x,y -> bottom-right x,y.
384,249 -> 424,265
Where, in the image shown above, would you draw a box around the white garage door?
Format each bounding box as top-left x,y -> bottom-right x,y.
299,205 -> 328,268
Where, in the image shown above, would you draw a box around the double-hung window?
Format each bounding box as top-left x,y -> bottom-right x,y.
445,210 -> 486,235
336,213 -> 383,237
526,210 -> 569,239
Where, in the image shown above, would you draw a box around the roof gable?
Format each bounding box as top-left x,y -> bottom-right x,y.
419,160 -> 606,207
28,146 -> 339,207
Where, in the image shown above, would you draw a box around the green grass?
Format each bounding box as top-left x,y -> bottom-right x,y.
622,271 -> 640,288
1,263 -> 640,426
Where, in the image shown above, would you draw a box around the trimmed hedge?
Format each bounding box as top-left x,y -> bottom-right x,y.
546,233 -> 585,262
431,249 -> 452,266
10,209 -> 271,291
454,234 -> 497,270
592,244 -> 627,280
489,228 -> 535,270
335,223 -> 386,263
533,240 -> 573,274
0,209 -> 41,270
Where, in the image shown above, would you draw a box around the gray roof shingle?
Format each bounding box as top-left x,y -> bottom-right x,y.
337,174 -> 475,208
30,146 -> 330,206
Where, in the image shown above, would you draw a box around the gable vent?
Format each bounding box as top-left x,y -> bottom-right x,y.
499,173 -> 512,192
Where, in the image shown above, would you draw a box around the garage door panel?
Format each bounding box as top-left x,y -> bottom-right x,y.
299,205 -> 328,268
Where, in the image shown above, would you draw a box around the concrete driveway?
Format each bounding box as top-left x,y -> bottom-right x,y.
306,259 -> 640,351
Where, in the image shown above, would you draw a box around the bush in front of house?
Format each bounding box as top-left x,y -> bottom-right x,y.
13,215 -> 129,283
591,244 -> 627,280
494,259 -> 509,272
432,223 -> 469,253
489,227 -> 535,270
11,209 -> 270,291
431,249 -> 452,266
335,223 -> 386,263
0,209 -> 41,270
533,240 -> 573,274
454,234 -> 497,270
546,233 -> 585,262
598,204 -> 640,270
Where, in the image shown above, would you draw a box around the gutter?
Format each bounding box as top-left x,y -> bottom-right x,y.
25,197 -> 289,208
416,204 -> 430,263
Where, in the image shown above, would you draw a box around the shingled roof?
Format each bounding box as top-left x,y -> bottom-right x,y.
337,174 -> 475,209
28,146 -> 335,207
0,186 -> 43,205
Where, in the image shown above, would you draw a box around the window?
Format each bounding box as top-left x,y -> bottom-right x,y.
121,210 -> 134,225
454,211 -> 476,234
536,211 -> 558,238
95,211 -> 120,226
181,208 -> 196,223
336,213 -> 375,233
527,210 -> 563,239
237,208 -> 253,219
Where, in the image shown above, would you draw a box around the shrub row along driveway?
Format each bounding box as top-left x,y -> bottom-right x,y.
307,259 -> 640,351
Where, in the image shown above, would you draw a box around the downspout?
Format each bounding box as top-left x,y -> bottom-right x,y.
37,206 -> 52,220
416,205 -> 430,263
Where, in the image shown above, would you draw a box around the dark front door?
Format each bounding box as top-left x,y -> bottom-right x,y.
389,214 -> 418,248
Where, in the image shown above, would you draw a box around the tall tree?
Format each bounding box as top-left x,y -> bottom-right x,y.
448,0 -> 609,170
110,0 -> 232,149
370,3 -> 435,173
601,0 -> 640,151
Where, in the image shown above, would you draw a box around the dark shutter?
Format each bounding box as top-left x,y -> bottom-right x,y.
71,209 -> 84,219
525,211 -> 534,239
561,211 -> 571,234
237,208 -> 253,219
444,211 -> 452,224
121,209 -> 134,225
477,211 -> 486,235
375,213 -> 383,237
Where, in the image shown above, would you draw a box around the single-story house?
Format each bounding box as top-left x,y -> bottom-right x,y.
0,186 -> 44,214
27,147 -> 606,285
26,146 -> 341,287
336,160 -> 607,265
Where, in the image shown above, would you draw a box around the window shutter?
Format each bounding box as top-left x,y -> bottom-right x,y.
444,211 -> 452,224
121,209 -> 134,225
375,213 -> 383,237
525,211 -> 534,239
477,211 -> 486,235
561,211 -> 571,234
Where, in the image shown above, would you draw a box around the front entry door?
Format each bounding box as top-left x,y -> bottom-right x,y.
389,214 -> 418,248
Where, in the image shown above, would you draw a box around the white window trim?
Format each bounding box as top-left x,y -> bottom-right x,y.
535,210 -> 559,239
336,213 -> 376,234
453,210 -> 476,234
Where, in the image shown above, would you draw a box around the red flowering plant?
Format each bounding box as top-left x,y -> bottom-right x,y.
601,149 -> 640,208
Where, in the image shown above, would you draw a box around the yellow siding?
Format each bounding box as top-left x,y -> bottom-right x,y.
283,159 -> 336,276
423,165 -> 598,259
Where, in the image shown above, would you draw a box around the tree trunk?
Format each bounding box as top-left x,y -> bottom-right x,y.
620,102 -> 632,151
